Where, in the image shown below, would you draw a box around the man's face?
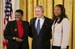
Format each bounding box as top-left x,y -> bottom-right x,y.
15,12 -> 22,21
35,7 -> 43,18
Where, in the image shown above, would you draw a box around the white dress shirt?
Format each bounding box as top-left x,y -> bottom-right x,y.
52,18 -> 70,49
35,16 -> 45,30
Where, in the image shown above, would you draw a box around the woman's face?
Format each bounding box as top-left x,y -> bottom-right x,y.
54,6 -> 62,17
15,12 -> 22,21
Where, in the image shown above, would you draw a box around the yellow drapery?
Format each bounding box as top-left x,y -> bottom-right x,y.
19,0 -> 74,49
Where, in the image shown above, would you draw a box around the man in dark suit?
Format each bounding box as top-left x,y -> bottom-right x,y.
29,5 -> 53,49
4,9 -> 29,49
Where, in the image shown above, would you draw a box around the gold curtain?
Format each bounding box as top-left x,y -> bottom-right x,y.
19,0 -> 75,49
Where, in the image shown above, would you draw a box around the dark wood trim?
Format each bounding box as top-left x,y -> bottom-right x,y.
52,0 -> 54,19
26,0 -> 28,21
72,0 -> 74,49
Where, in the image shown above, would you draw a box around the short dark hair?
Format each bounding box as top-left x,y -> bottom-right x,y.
15,9 -> 23,16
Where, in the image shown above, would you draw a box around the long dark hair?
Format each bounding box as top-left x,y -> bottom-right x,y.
53,4 -> 68,24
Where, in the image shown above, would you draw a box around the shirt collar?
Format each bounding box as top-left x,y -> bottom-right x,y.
36,16 -> 45,21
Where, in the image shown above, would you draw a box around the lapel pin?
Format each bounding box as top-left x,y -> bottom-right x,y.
14,28 -> 17,32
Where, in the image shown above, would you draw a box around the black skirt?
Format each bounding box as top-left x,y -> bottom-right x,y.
52,46 -> 69,49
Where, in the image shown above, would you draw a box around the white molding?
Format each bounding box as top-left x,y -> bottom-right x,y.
0,0 -> 5,48
12,0 -> 20,20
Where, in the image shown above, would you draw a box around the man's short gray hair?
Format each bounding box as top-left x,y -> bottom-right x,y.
35,5 -> 44,13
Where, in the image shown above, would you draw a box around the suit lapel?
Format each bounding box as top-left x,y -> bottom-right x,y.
35,17 -> 47,35
32,18 -> 38,35
12,21 -> 18,36
33,17 -> 47,35
22,21 -> 26,34
39,17 -> 47,35
14,21 -> 18,32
